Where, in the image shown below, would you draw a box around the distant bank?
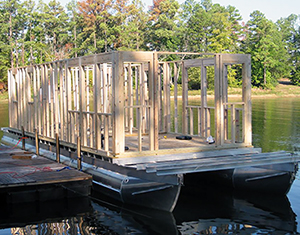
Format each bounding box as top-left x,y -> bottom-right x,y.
0,79 -> 300,102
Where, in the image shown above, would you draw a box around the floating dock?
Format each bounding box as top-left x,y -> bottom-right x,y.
0,145 -> 92,203
3,51 -> 300,211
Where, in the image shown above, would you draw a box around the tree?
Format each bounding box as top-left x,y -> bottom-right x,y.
113,0 -> 147,50
243,11 -> 288,87
277,14 -> 300,84
77,0 -> 113,54
67,0 -> 80,57
41,0 -> 69,60
147,0 -> 180,51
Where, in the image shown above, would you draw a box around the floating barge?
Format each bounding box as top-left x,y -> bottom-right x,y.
2,51 -> 300,211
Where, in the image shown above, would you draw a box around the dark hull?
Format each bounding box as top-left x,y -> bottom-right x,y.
185,163 -> 298,195
90,168 -> 182,212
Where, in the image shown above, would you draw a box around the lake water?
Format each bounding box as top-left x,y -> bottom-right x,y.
0,97 -> 300,234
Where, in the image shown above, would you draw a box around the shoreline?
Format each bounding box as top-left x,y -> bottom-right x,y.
1,83 -> 300,102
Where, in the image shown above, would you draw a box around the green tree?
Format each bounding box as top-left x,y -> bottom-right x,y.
243,11 -> 288,88
67,0 -> 80,57
147,0 -> 180,51
114,0 -> 147,50
78,0 -> 114,54
41,0 -> 69,60
277,14 -> 300,84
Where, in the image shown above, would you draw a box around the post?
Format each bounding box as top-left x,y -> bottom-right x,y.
153,52 -> 159,150
21,126 -> 25,150
112,51 -> 125,155
182,63 -> 188,134
77,136 -> 81,170
242,55 -> 252,145
56,133 -> 60,163
35,129 -> 39,156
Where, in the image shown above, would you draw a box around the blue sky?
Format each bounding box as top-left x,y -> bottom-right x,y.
55,0 -> 299,23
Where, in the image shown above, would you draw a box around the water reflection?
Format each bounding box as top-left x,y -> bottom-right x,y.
3,186 -> 297,235
174,189 -> 296,234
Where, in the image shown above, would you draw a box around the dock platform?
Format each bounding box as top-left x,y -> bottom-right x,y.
0,145 -> 92,203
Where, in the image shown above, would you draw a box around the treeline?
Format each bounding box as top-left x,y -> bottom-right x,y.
0,0 -> 300,88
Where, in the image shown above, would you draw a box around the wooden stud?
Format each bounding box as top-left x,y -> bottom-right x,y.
56,133 -> 60,163
35,129 -> 39,156
138,107 -> 142,152
33,66 -> 37,131
79,58 -> 87,146
182,63 -> 188,134
22,126 -> 25,150
37,66 -> 41,135
94,58 -> 100,149
104,115 -> 109,151
201,63 -> 207,137
148,60 -> 155,151
242,56 -> 252,145
77,136 -> 81,170
235,108 -> 241,142
54,63 -> 60,136
50,64 -> 55,138
112,52 -> 125,155
223,65 -> 228,140
128,63 -> 133,134
8,70 -> 12,128
66,62 -> 72,143
189,107 -> 193,135
231,104 -> 236,143
153,53 -> 159,150
45,65 -> 50,137
174,63 -> 179,133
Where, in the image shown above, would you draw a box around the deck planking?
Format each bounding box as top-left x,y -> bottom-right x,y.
0,146 -> 92,200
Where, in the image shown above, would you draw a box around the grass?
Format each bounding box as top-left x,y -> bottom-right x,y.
1,79 -> 300,101
0,92 -> 8,101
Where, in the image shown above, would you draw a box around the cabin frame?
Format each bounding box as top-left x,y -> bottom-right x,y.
7,51 -> 252,159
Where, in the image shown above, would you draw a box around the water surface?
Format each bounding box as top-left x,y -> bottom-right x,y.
0,97 -> 300,234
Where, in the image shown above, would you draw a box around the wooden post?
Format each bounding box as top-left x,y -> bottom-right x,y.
56,133 -> 60,163
50,64 -> 55,138
8,70 -> 12,128
163,62 -> 171,132
112,52 -> 125,155
189,107 -> 193,135
128,63 -> 133,134
223,65 -> 228,140
236,109 -> 240,142
231,104 -> 236,143
138,107 -> 142,152
77,136 -> 81,170
182,63 -> 188,134
66,62 -> 71,143
242,55 -> 252,145
174,63 -> 179,133
94,58 -> 100,149
22,126 -> 25,150
35,129 -> 39,156
148,59 -> 155,151
79,58 -> 87,146
153,53 -> 159,150
214,54 -> 224,146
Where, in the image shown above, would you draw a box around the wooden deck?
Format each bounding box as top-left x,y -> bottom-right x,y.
0,145 -> 92,203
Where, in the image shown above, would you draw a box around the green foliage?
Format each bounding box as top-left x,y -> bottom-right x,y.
242,11 -> 289,88
0,0 -> 298,90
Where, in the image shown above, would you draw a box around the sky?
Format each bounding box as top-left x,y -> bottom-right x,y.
55,0 -> 300,23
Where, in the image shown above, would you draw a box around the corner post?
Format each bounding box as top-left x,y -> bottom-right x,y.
242,55 -> 252,145
112,51 -> 125,155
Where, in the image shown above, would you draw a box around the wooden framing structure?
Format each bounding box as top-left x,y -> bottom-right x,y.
7,51 -> 252,158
